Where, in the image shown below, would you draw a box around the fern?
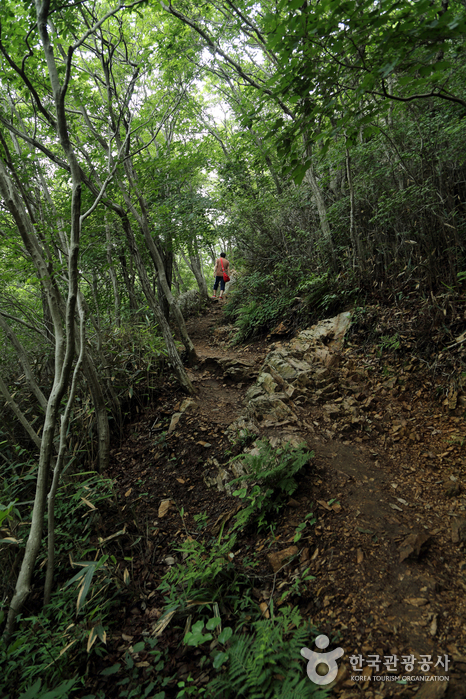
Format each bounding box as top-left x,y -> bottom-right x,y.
207,608 -> 329,699
231,440 -> 314,531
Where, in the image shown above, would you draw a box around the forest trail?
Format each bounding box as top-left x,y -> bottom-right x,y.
105,302 -> 466,699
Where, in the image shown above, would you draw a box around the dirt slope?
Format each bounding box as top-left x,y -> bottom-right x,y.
102,301 -> 466,699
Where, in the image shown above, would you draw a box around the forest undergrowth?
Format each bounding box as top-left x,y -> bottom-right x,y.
3,292 -> 466,699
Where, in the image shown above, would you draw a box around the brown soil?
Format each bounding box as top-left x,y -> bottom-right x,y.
94,300 -> 466,699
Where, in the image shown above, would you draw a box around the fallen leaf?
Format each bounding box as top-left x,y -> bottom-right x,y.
259,602 -> 270,618
267,546 -> 298,573
122,633 -> 134,641
317,500 -> 332,511
389,503 -> 403,511
176,478 -> 186,484
152,609 -> 177,637
80,497 -> 96,510
357,548 -> 364,564
124,488 -> 132,498
158,499 -> 172,518
405,597 -> 429,607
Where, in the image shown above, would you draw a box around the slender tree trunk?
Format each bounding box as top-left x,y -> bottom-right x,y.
119,251 -> 139,314
82,353 -> 110,472
303,137 -> 336,264
0,375 -> 42,448
105,218 -> 121,327
117,182 -> 197,364
118,213 -> 194,393
0,313 -> 48,411
44,297 -> 85,606
345,140 -> 360,270
157,247 -> 173,322
180,246 -> 209,301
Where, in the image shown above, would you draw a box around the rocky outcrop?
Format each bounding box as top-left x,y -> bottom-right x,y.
177,289 -> 204,318
208,311 -> 353,491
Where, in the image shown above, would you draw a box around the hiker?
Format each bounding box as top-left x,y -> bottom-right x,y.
212,252 -> 230,299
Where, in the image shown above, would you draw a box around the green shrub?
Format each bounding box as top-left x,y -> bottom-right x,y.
231,440 -> 314,531
207,607 -> 328,699
0,473 -> 123,699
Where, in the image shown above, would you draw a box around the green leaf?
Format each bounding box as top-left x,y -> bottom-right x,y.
77,563 -> 97,613
213,651 -> 229,669
40,680 -> 77,699
206,616 -> 221,630
218,627 -> 233,644
100,663 -> 121,676
18,680 -> 42,699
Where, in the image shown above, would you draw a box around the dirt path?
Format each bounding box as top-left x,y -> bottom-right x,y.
105,301 -> 466,698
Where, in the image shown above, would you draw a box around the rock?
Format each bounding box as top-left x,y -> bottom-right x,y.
267,546 -> 299,573
168,412 -> 182,433
247,394 -> 296,423
297,311 -> 352,347
293,369 -> 318,389
287,338 -> 309,359
323,403 -> 341,419
399,532 -> 431,562
226,417 -> 260,443
245,384 -> 264,402
203,466 -> 232,493
451,516 -> 466,543
177,289 -> 202,318
180,399 -> 199,414
268,433 -> 306,450
257,372 -> 278,394
313,347 -> 340,367
415,681 -> 448,699
219,358 -> 257,381
263,351 -> 299,381
287,357 -> 314,374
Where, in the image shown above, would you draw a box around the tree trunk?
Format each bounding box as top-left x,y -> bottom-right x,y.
157,247 -> 173,322
345,140 -> 360,270
44,297 -> 86,606
105,218 -> 121,327
118,213 -> 194,393
182,239 -> 209,301
303,137 -> 336,264
119,251 -> 139,314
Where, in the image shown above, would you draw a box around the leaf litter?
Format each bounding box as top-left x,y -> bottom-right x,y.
87,301 -> 466,697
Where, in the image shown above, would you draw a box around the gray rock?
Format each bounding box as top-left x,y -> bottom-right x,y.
177,289 -> 202,318
245,384 -> 264,402
168,412 -> 182,433
247,394 -> 296,423
262,350 -> 298,381
219,358 -> 257,381
257,372 -> 278,394
180,398 -> 199,413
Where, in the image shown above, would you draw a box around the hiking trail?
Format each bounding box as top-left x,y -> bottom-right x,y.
103,300 -> 466,698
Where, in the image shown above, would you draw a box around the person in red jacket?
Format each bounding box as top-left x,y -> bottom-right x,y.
212,252 -> 230,299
